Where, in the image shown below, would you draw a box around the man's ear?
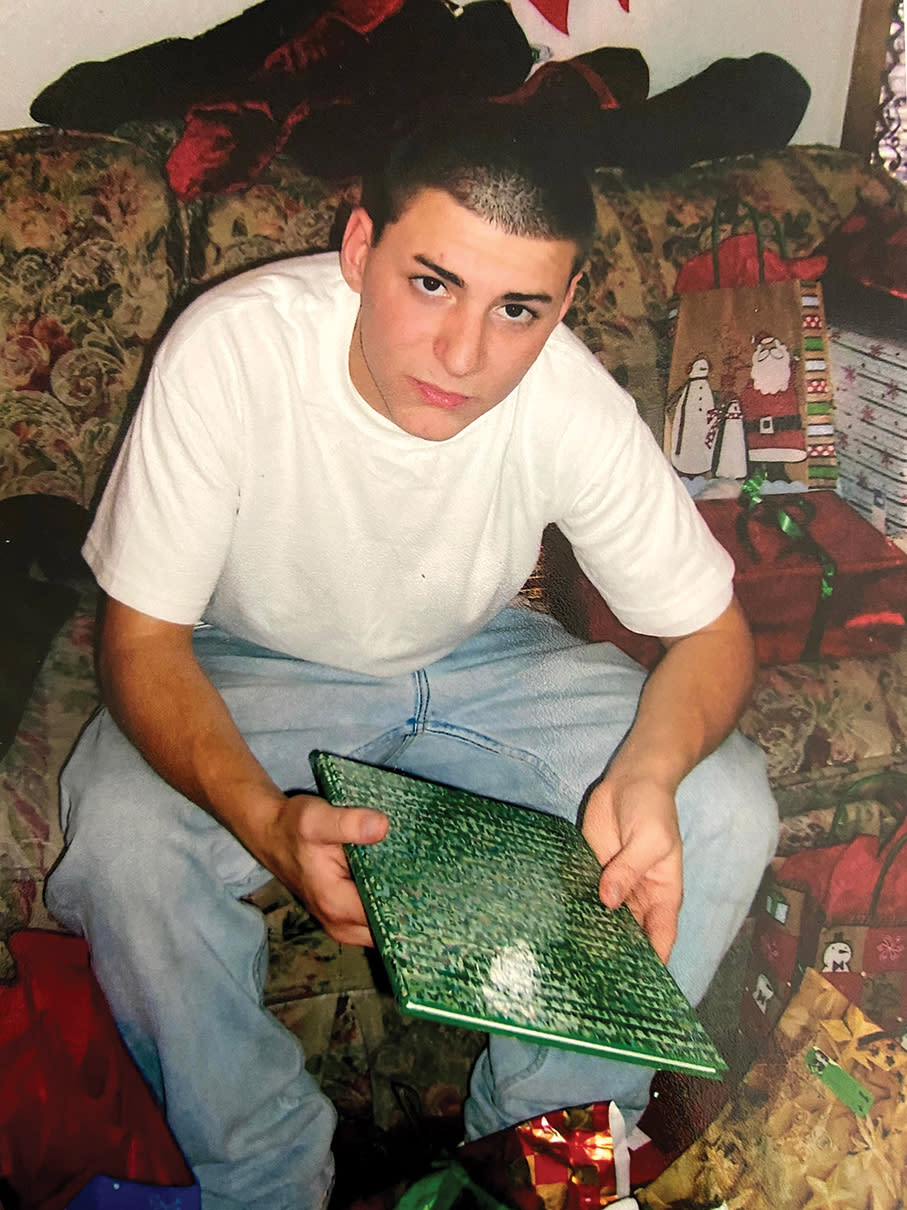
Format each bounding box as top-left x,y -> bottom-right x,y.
558,270 -> 583,322
339,207 -> 374,294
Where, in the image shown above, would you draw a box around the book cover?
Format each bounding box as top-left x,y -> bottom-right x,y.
311,751 -> 726,1077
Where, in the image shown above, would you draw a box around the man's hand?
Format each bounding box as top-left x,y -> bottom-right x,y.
578,598 -> 755,964
582,776 -> 682,964
99,597 -> 391,947
256,793 -> 388,947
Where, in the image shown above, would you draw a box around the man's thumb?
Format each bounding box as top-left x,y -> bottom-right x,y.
347,807 -> 388,845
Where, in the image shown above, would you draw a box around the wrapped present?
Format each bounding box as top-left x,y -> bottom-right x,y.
458,1102 -> 632,1210
638,968 -> 907,1210
697,492 -> 907,663
541,492 -> 907,667
830,319 -> 907,540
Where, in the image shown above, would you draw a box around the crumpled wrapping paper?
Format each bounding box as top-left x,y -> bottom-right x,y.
637,968 -> 906,1209
459,1101 -> 631,1210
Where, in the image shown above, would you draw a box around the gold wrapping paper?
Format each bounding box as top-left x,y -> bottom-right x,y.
637,969 -> 906,1209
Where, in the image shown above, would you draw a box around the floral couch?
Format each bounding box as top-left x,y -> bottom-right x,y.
2,122 -> 907,1180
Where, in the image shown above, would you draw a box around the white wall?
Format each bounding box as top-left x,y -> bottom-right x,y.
0,0 -> 247,130
1,0 -> 860,145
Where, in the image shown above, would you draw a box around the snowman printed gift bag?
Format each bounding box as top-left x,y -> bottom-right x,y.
664,199 -> 836,491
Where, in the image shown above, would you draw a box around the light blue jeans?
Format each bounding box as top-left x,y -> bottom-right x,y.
46,606 -> 778,1210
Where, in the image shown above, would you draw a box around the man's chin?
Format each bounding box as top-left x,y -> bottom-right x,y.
395,410 -> 475,441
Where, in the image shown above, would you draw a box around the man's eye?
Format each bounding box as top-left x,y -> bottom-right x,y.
501,303 -> 535,322
413,275 -> 446,295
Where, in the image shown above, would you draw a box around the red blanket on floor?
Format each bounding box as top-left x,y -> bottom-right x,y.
0,931 -> 194,1210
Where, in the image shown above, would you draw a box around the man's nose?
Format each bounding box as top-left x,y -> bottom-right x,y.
435,307 -> 486,378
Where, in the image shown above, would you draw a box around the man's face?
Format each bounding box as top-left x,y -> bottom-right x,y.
340,188 -> 581,441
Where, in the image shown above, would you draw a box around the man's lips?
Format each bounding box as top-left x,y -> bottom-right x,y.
410,378 -> 471,410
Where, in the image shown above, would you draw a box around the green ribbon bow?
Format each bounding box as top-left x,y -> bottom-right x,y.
736,474 -> 837,661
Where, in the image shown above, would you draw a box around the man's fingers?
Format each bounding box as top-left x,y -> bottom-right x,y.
328,922 -> 376,948
315,879 -> 374,942
598,854 -> 645,911
636,901 -> 678,965
598,852 -> 682,963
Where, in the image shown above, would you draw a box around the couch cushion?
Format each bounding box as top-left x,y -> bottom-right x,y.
740,649 -> 907,853
185,170 -> 355,287
0,130 -> 178,507
0,581 -> 97,932
113,119 -> 351,286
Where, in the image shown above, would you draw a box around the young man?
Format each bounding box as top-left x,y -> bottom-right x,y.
46,106 -> 778,1209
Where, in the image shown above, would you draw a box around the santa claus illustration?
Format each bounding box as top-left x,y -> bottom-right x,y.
739,331 -> 807,463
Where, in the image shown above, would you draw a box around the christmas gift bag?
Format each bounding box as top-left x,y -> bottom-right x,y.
740,877 -> 824,1040
742,813 -> 907,1044
665,198 -> 835,489
639,968 -> 907,1210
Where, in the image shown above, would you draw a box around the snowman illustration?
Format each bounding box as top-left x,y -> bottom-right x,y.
822,934 -> 853,974
752,972 -> 775,1015
671,354 -> 714,476
670,354 -> 747,479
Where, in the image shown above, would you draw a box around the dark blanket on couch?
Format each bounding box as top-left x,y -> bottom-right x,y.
31,0 -> 810,202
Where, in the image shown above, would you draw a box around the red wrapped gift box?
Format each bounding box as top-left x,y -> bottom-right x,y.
542,493 -> 907,667
458,1102 -> 632,1210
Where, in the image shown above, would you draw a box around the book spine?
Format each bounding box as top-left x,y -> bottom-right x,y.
345,844 -> 413,1006
312,752 -> 344,804
313,754 -> 412,1004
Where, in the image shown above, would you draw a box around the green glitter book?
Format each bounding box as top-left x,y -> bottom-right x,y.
310,751 -> 727,1078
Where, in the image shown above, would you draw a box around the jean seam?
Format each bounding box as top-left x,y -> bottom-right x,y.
419,720 -> 578,802
410,668 -> 431,734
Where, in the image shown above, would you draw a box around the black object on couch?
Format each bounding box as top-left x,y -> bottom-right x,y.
0,497 -> 90,761
30,0 -> 809,192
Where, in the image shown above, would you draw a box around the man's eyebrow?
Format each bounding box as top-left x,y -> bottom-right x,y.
501,289 -> 554,305
413,255 -> 554,304
414,255 -> 464,289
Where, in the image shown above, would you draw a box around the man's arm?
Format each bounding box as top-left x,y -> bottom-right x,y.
580,595 -> 755,963
98,596 -> 388,946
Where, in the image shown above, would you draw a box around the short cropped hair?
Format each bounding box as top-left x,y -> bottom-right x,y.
361,103 -> 597,277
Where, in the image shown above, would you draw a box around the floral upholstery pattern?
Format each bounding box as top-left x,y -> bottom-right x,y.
113,116 -> 355,288
184,172 -> 356,287
740,648 -> 907,854
0,130 -> 177,507
257,881 -> 483,1130
0,586 -> 96,897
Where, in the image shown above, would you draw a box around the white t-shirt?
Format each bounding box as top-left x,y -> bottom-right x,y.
84,254 -> 733,676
